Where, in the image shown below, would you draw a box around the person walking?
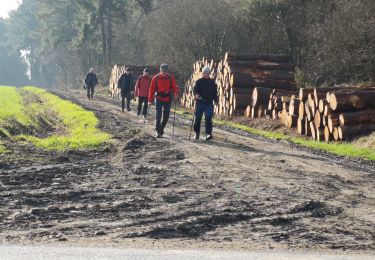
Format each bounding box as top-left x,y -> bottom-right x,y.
117,67 -> 134,112
134,68 -> 151,118
148,64 -> 179,138
84,68 -> 98,100
193,66 -> 218,140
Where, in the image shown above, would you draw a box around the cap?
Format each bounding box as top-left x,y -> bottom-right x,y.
202,66 -> 211,74
160,64 -> 169,71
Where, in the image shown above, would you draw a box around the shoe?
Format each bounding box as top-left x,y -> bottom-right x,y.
155,131 -> 162,138
127,108 -> 131,112
91,95 -> 94,99
160,128 -> 164,137
137,112 -> 141,116
206,134 -> 213,141
194,133 -> 200,140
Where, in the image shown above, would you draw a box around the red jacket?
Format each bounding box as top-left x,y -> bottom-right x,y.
148,73 -> 179,103
135,75 -> 151,97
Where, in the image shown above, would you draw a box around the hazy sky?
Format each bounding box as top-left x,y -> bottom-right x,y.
0,0 -> 22,18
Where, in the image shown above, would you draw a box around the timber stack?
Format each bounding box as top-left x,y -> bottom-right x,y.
181,52 -> 297,116
109,64 -> 160,97
252,83 -> 375,141
298,84 -> 375,141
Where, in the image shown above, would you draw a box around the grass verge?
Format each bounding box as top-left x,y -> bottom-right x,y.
0,86 -> 111,151
0,143 -> 6,153
172,107 -> 375,161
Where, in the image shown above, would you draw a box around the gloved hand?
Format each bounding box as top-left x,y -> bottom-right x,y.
195,94 -> 201,100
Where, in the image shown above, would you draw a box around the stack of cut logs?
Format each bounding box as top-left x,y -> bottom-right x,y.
109,64 -> 160,97
255,84 -> 375,141
181,52 -> 297,116
297,85 -> 375,141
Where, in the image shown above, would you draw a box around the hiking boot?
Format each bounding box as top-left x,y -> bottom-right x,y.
194,133 -> 200,140
206,134 -> 213,141
155,131 -> 162,138
160,128 -> 164,137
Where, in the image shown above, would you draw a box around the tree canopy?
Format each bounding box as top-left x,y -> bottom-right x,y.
1,0 -> 374,87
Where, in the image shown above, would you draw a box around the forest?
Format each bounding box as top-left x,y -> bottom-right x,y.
0,0 -> 374,88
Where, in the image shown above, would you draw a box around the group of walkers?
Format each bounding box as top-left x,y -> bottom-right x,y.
84,64 -> 218,140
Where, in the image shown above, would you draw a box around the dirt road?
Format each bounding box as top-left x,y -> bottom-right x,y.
0,90 -> 374,254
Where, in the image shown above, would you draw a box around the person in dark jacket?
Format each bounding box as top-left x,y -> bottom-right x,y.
117,67 -> 133,112
193,66 -> 218,140
84,68 -> 99,100
134,68 -> 151,118
148,64 -> 179,138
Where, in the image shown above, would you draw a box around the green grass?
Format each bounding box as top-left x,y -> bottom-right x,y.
0,86 -> 111,151
0,143 -> 6,153
172,107 -> 375,161
0,86 -> 32,126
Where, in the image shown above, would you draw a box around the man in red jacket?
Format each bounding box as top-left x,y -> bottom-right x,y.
135,68 -> 151,118
148,64 -> 179,138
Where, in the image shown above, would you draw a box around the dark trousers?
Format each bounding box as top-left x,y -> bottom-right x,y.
87,86 -> 94,99
155,100 -> 171,134
121,92 -> 132,111
137,97 -> 148,116
194,103 -> 214,135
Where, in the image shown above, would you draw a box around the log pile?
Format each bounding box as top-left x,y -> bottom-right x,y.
255,84 -> 375,141
181,52 -> 297,116
109,64 -> 160,97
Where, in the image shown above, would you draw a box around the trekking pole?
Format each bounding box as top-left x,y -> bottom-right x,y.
189,102 -> 196,140
144,103 -> 151,125
172,98 -> 177,137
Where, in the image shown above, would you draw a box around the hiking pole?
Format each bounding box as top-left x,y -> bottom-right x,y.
172,97 -> 177,137
189,102 -> 196,140
144,103 -> 152,125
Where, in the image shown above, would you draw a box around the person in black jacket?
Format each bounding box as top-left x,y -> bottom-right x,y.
193,66 -> 218,140
84,68 -> 99,100
117,67 -> 134,112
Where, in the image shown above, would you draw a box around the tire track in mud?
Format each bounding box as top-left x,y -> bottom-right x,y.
0,90 -> 374,253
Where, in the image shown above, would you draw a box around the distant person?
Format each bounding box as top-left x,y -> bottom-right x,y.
148,64 -> 179,138
84,68 -> 98,100
117,67 -> 133,112
134,68 -> 151,118
193,66 -> 218,140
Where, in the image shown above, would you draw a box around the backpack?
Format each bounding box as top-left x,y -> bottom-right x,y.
155,74 -> 173,98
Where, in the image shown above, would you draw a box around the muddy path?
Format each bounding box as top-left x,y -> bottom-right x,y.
0,90 -> 374,253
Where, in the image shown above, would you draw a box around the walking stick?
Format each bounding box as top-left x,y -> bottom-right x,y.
172,97 -> 177,137
189,102 -> 196,140
144,101 -> 152,125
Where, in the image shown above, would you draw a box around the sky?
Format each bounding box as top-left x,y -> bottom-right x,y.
0,0 -> 22,18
